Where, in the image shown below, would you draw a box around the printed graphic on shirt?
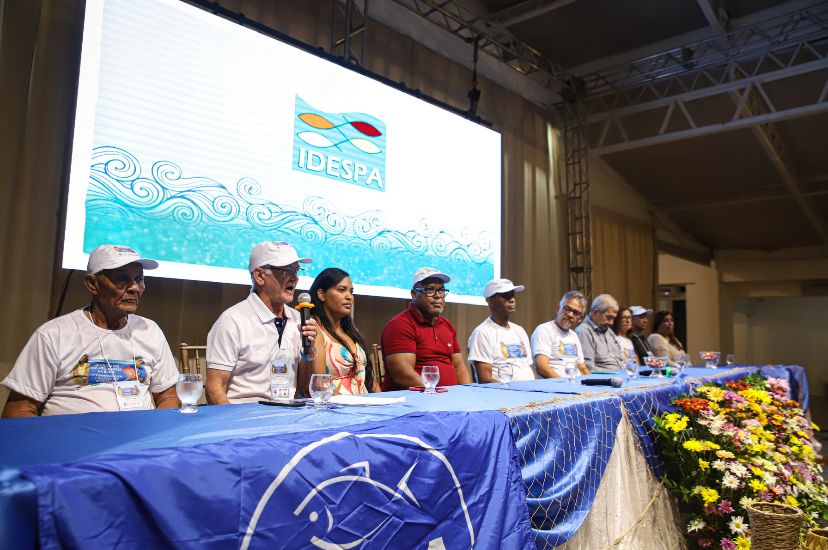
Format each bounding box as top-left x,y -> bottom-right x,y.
70,355 -> 148,385
500,342 -> 528,359
558,342 -> 579,357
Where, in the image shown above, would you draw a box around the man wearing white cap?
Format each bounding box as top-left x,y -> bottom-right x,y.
206,241 -> 318,404
628,305 -> 654,363
380,267 -> 472,391
1,245 -> 180,417
467,279 -> 536,383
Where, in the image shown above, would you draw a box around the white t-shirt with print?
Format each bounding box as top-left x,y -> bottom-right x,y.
1,309 -> 179,415
207,292 -> 303,403
530,320 -> 585,377
467,317 -> 536,381
617,334 -> 638,363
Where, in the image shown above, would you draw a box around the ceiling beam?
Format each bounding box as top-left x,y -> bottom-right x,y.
489,0 -> 579,28
656,186 -> 828,212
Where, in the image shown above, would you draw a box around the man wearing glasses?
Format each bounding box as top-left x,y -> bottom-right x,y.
575,294 -> 625,373
206,241 -> 318,404
530,291 -> 591,378
380,267 -> 472,391
1,245 -> 180,416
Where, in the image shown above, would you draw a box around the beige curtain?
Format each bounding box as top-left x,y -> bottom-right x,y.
591,206 -> 657,309
0,0 -> 566,398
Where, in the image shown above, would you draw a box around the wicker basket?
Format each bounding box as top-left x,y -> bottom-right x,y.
747,502 -> 803,550
804,528 -> 828,550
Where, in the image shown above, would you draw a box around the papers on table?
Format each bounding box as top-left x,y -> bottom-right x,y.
328,395 -> 406,406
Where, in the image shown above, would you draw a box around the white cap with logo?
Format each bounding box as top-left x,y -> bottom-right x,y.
248,241 -> 312,272
629,306 -> 653,316
483,278 -> 525,298
412,267 -> 451,288
87,245 -> 159,275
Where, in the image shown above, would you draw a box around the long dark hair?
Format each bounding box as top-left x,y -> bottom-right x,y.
652,310 -> 684,350
612,306 -> 633,337
309,268 -> 373,391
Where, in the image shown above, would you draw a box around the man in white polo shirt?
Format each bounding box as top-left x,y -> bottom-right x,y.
530,291 -> 591,378
1,245 -> 180,417
205,241 -> 318,404
467,279 -> 536,383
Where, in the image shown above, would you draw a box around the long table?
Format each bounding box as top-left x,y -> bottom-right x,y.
0,365 -> 809,549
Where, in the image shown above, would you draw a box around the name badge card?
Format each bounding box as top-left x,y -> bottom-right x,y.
270,351 -> 291,399
114,380 -> 149,410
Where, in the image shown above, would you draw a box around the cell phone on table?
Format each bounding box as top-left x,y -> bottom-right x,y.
408,386 -> 448,392
258,399 -> 308,407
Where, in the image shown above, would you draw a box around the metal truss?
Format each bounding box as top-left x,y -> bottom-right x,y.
581,2 -> 828,100
561,97 -> 592,298
331,0 -> 369,65
386,0 -> 574,93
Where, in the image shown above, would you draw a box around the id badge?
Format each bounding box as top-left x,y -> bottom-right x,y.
114,380 -> 149,410
270,351 -> 291,400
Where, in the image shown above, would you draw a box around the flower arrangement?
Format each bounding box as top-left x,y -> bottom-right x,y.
654,373 -> 828,550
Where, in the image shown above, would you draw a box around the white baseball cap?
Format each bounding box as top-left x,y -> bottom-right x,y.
412,267 -> 451,287
87,245 -> 159,274
629,306 -> 653,316
483,278 -> 525,298
248,241 -> 311,272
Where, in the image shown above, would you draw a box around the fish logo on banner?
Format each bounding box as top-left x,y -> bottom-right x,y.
240,432 -> 474,550
292,96 -> 386,191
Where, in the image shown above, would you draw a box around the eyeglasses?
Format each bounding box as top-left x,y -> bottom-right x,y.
98,273 -> 145,290
262,265 -> 304,277
562,305 -> 584,318
415,286 -> 450,297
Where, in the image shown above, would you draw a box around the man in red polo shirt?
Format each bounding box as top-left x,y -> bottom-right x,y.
381,267 -> 473,391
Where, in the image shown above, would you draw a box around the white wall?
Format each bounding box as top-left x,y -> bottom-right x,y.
658,254 -> 720,360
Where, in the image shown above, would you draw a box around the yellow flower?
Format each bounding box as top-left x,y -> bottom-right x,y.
786,495 -> 799,507
683,440 -> 705,452
704,441 -> 721,450
699,459 -> 710,470
699,487 -> 719,505
811,421 -> 820,430
698,386 -> 725,402
790,435 -> 802,445
716,450 -> 735,459
751,466 -> 763,476
740,388 -> 772,404
749,479 -> 767,493
671,416 -> 689,432
735,536 -> 751,550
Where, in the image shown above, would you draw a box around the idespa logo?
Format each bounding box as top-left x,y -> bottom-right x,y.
292,96 -> 386,191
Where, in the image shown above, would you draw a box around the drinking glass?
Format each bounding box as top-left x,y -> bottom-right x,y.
726,354 -> 735,366
645,356 -> 669,378
309,374 -> 334,408
676,353 -> 691,374
624,360 -> 639,380
495,360 -> 513,389
564,359 -> 578,384
421,365 -> 440,395
176,372 -> 203,414
700,351 -> 720,369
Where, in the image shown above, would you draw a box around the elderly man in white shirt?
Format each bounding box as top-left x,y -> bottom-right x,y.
467,279 -> 536,383
530,291 -> 591,378
1,245 -> 180,417
206,242 -> 318,404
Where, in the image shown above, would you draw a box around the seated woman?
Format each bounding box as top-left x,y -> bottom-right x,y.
309,268 -> 379,394
612,306 -> 639,364
647,310 -> 685,366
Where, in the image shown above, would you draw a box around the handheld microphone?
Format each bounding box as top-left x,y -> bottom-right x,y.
580,377 -> 624,388
295,292 -> 315,356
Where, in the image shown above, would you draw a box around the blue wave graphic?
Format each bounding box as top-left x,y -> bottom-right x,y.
83,146 -> 494,294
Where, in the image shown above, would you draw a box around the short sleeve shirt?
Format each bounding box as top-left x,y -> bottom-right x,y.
1,310 -> 179,415
381,303 -> 460,391
207,292 -> 303,402
467,317 -> 535,381
530,321 -> 585,377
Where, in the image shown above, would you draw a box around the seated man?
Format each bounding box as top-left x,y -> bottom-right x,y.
531,291 -> 590,378
628,305 -> 654,363
206,242 -> 318,404
575,294 -> 625,373
381,267 -> 472,390
1,245 -> 180,417
467,279 -> 536,383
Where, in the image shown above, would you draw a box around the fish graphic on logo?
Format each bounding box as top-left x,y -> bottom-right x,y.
292,96 -> 386,191
241,432 -> 474,550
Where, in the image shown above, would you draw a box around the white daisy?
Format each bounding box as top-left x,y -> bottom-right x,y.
722,473 -> 740,489
729,515 -> 749,536
739,496 -> 757,509
687,518 -> 706,533
712,460 -> 728,471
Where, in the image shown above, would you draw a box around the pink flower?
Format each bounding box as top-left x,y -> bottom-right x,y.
704,504 -> 721,517
718,500 -> 734,514
697,538 -> 713,548
721,538 -> 736,550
